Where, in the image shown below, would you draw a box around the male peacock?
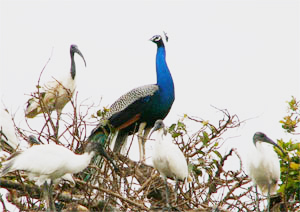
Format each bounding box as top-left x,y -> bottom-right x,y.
25,44 -> 86,119
89,34 -> 174,161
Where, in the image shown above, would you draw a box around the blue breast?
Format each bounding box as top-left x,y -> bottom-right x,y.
156,45 -> 175,107
139,44 -> 175,127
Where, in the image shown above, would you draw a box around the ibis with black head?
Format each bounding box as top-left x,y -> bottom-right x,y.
150,119 -> 189,209
247,132 -> 284,212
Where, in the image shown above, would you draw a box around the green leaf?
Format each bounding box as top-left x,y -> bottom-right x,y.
291,143 -> 300,151
202,131 -> 210,146
213,150 -> 222,160
177,121 -> 186,129
290,162 -> 300,170
169,123 -> 176,132
172,132 -> 181,138
197,150 -> 205,155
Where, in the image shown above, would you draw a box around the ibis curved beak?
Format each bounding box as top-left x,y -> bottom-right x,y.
263,136 -> 284,154
148,127 -> 157,139
149,121 -> 163,139
74,48 -> 87,67
149,124 -> 167,139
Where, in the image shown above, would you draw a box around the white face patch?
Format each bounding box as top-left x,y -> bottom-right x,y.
155,36 -> 161,41
151,35 -> 162,42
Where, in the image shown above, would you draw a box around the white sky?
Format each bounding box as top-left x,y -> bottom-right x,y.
0,0 -> 299,175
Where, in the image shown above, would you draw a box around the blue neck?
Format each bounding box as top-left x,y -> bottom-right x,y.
156,46 -> 174,101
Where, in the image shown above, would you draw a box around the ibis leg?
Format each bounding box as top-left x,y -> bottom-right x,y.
54,110 -> 61,139
43,181 -> 49,211
174,179 -> 179,205
137,122 -> 147,161
267,184 -> 271,212
255,185 -> 259,212
164,177 -> 171,209
43,181 -> 56,212
49,181 -> 56,212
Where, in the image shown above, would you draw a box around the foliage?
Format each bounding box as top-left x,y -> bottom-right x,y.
277,96 -> 300,211
0,92 -> 300,211
280,96 -> 300,134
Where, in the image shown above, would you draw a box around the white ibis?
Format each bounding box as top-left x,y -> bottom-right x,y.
247,132 -> 284,212
149,119 -> 189,209
0,141 -> 118,211
25,44 -> 86,119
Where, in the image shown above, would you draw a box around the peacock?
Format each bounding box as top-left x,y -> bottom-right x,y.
88,34 -> 175,162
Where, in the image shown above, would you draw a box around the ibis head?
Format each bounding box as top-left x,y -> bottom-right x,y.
85,141 -> 119,173
70,44 -> 86,67
253,132 -> 284,154
28,135 -> 40,145
85,141 -> 103,154
149,119 -> 167,138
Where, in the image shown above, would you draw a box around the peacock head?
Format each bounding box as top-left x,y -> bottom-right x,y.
150,35 -> 165,47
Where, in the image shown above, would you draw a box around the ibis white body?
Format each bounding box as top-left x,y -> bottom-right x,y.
25,77 -> 76,118
247,141 -> 280,195
152,124 -> 188,182
150,120 -> 189,208
25,44 -> 86,118
0,108 -> 19,149
247,132 -> 282,198
0,143 -> 95,186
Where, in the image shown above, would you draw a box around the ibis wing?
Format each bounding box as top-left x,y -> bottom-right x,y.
0,108 -> 19,149
3,145 -> 74,175
166,143 -> 188,181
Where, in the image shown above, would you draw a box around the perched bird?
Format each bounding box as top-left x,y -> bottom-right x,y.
150,119 -> 189,208
0,107 -> 19,150
247,132 -> 284,212
28,135 -> 41,146
0,141 -> 117,210
0,142 -> 117,185
25,44 -> 86,119
89,34 -> 174,162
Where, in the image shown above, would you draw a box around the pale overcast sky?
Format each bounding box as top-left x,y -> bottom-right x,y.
0,0 -> 299,169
